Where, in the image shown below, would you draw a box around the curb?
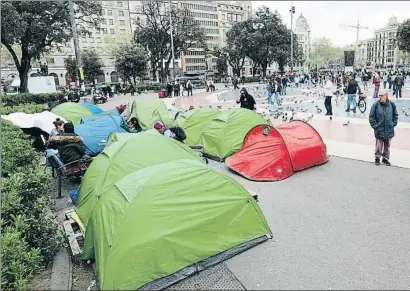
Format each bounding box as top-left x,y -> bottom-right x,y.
50,248 -> 73,291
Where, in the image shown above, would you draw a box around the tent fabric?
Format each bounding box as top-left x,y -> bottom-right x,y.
75,115 -> 126,155
226,122 -> 328,181
1,111 -> 66,134
81,109 -> 120,123
80,102 -> 104,115
83,159 -> 272,290
152,109 -> 180,128
75,131 -> 203,226
131,99 -> 167,130
51,103 -> 95,125
174,108 -> 221,145
200,108 -> 267,161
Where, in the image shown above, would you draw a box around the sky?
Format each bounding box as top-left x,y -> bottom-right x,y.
252,1 -> 410,47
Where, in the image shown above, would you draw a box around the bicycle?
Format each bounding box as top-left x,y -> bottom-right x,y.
356,93 -> 367,113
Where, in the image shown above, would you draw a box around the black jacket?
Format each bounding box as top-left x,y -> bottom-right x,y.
237,93 -> 256,110
346,79 -> 361,94
48,134 -> 85,163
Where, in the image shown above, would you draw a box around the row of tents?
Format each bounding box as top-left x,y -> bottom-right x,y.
3,99 -> 329,181
74,130 -> 272,290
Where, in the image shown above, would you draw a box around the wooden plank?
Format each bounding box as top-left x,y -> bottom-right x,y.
63,220 -> 82,256
64,209 -> 75,220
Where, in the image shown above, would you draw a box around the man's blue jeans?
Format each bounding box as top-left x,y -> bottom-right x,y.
267,91 -> 273,105
282,85 -> 287,95
347,94 -> 356,111
273,92 -> 281,106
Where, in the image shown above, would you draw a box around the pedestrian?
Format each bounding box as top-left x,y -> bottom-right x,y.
345,74 -> 361,114
373,72 -> 381,98
232,77 -> 239,90
186,80 -> 193,96
166,82 -> 173,98
282,75 -> 288,95
394,72 -> 404,98
368,89 -> 398,166
272,80 -> 281,106
236,88 -> 256,110
387,73 -> 392,89
174,81 -> 179,97
323,76 -> 333,116
266,81 -> 273,105
382,72 -> 388,89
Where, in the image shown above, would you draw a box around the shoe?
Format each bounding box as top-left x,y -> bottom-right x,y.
352,110 -> 356,113
345,109 -> 350,112
382,158 -> 391,166
375,158 -> 380,165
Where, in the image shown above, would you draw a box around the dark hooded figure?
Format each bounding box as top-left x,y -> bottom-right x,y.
236,88 -> 256,110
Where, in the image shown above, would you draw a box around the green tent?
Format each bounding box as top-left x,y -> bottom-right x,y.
83,159 -> 272,290
174,108 -> 221,145
76,130 -> 203,226
131,99 -> 167,130
106,132 -> 135,147
51,102 -> 94,125
200,108 -> 267,161
152,109 -> 180,128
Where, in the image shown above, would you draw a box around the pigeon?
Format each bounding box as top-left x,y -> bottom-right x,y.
343,120 -> 350,126
301,108 -> 308,112
217,105 -> 222,109
405,112 -> 409,117
172,102 -> 176,106
315,105 -> 322,113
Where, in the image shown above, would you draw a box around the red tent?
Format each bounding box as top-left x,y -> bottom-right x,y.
225,121 -> 328,181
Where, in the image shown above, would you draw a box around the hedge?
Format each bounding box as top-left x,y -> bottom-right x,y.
1,93 -> 60,106
0,104 -> 45,115
1,120 -> 64,290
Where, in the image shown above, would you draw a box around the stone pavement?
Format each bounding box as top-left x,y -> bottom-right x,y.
96,85 -> 410,290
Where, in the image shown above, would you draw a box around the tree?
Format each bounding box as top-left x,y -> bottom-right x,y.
114,43 -> 148,84
64,56 -> 77,82
81,50 -> 104,85
215,54 -> 228,77
310,38 -> 344,69
1,1 -> 102,92
274,29 -> 304,73
397,19 -> 410,54
133,1 -> 206,81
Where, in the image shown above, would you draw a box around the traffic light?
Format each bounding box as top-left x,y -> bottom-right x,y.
290,6 -> 295,14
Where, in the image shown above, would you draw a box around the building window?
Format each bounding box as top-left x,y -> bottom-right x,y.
82,36 -> 87,42
96,37 -> 102,43
46,57 -> 55,64
110,28 -> 115,34
102,28 -> 107,34
222,14 -> 225,20
108,10 -> 113,16
102,9 -> 105,15
119,20 -> 125,25
117,1 -> 123,7
101,18 -> 106,24
227,14 -> 232,21
89,37 -> 94,43
109,19 -> 114,25
118,10 -> 124,16
120,29 -> 126,34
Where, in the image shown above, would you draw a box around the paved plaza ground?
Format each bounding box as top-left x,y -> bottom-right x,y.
94,83 -> 410,290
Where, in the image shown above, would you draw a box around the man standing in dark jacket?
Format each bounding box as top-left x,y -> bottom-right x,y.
394,73 -> 404,98
236,88 -> 256,110
345,74 -> 361,113
369,89 -> 398,166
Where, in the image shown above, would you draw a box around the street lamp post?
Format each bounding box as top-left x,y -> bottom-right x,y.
69,0 -> 82,88
290,3 -> 295,72
169,1 -> 176,81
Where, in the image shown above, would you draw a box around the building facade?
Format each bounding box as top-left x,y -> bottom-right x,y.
293,13 -> 311,72
364,16 -> 408,69
1,0 -> 133,86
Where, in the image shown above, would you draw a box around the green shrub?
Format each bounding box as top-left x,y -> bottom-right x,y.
1,220 -> 42,291
1,93 -> 60,106
1,121 -> 38,177
0,104 -> 45,115
1,121 -> 64,289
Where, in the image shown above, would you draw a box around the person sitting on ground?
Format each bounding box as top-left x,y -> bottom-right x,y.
153,121 -> 186,142
47,122 -> 89,164
236,88 -> 256,110
49,118 -> 65,138
125,117 -> 142,133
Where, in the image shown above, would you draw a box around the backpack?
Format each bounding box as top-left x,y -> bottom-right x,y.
169,126 -> 186,142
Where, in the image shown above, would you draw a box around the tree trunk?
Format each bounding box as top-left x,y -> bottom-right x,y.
252,65 -> 257,77
19,47 -> 31,93
261,63 -> 268,78
278,62 -> 285,73
133,76 -> 137,85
